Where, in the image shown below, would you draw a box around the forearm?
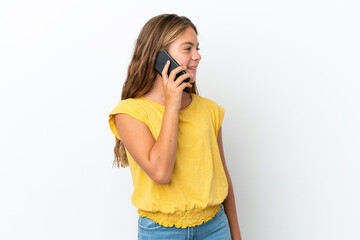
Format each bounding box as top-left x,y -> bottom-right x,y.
149,107 -> 179,183
223,175 -> 242,240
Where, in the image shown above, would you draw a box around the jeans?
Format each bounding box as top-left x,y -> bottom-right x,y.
138,204 -> 232,240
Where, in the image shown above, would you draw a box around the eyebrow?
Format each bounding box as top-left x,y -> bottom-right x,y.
180,42 -> 199,46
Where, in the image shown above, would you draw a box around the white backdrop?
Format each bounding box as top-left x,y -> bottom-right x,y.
1,0 -> 359,239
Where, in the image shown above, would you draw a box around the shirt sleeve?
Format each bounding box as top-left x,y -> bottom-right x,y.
215,103 -> 225,138
108,99 -> 147,140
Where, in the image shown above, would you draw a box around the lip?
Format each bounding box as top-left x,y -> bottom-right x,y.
187,66 -> 197,71
187,68 -> 196,73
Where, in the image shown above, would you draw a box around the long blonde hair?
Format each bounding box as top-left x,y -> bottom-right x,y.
113,14 -> 199,168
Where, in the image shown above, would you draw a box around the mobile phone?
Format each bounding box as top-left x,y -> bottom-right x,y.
154,51 -> 190,83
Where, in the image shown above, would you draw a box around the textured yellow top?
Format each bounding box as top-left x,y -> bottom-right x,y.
108,93 -> 228,228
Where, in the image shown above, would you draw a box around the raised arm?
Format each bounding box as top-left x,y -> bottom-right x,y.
115,106 -> 179,185
115,62 -> 193,184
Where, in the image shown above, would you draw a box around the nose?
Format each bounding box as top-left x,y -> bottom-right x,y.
192,49 -> 201,61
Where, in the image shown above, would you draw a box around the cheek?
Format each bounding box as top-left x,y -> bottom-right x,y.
174,56 -> 186,66
168,50 -> 187,66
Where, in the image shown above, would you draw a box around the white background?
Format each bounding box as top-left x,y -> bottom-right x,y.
1,0 -> 359,239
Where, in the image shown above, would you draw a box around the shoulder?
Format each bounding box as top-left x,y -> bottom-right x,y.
108,97 -> 148,139
114,97 -> 140,108
110,97 -> 145,115
193,94 -> 223,110
109,97 -> 148,125
191,94 -> 225,136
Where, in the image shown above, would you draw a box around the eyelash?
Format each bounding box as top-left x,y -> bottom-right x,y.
185,47 -> 200,51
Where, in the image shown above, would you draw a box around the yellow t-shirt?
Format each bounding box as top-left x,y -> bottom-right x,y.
108,93 -> 228,228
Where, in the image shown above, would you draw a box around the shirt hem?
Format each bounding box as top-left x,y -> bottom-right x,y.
137,204 -> 222,228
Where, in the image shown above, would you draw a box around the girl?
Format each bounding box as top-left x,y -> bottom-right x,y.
109,14 -> 242,240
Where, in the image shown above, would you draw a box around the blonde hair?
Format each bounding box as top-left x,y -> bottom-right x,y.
113,14 -> 199,168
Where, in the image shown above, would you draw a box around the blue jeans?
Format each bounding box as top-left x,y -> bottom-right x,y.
138,204 -> 232,240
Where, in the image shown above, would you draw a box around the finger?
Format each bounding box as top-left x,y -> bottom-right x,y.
168,65 -> 187,82
174,72 -> 192,87
161,60 -> 171,84
180,82 -> 193,91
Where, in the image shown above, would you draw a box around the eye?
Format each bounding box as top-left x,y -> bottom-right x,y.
185,47 -> 200,51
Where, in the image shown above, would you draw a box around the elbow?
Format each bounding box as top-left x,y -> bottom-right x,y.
155,175 -> 171,185
152,167 -> 172,185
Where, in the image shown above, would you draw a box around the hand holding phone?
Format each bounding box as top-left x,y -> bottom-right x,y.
154,51 -> 190,83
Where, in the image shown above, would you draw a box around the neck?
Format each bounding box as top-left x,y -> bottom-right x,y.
150,76 -> 167,104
